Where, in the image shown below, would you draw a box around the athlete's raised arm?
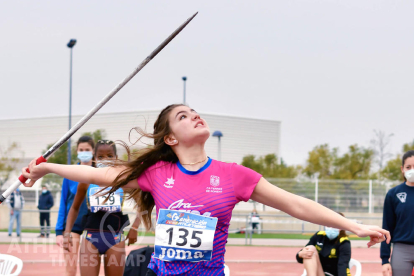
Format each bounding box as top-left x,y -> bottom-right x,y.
250,177 -> 391,247
21,158 -> 137,188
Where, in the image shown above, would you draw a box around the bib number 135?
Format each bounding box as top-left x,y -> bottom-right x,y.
154,209 -> 217,262
166,227 -> 202,248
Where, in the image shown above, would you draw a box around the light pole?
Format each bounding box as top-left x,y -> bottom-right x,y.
212,130 -> 223,161
67,39 -> 77,165
182,76 -> 187,104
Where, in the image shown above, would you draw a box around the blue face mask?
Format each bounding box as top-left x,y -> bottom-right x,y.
42,190 -> 47,194
77,151 -> 93,163
325,227 -> 340,240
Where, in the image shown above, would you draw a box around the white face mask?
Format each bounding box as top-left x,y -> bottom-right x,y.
405,169 -> 414,183
96,162 -> 108,168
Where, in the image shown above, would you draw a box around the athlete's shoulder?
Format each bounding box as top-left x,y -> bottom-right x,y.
145,160 -> 174,171
210,159 -> 233,168
339,236 -> 350,243
387,183 -> 406,195
317,231 -> 326,236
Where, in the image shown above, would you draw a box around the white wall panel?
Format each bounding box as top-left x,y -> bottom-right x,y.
0,110 -> 280,164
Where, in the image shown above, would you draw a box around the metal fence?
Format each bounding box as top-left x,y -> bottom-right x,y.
228,213 -> 383,245
11,210 -> 383,246
5,178 -> 400,213
266,178 -> 400,213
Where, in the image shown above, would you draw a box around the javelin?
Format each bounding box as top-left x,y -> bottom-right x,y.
0,12 -> 198,204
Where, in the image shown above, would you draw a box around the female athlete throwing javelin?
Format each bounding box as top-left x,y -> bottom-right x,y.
22,104 -> 390,276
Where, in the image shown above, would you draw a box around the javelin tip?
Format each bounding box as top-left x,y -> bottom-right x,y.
185,12 -> 198,25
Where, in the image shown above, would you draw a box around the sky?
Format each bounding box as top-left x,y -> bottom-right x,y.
0,0 -> 413,166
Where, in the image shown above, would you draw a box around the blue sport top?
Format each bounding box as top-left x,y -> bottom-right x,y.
381,182 -> 414,264
55,178 -> 88,235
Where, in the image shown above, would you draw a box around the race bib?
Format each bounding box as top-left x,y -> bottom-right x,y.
89,187 -> 121,213
154,209 -> 218,262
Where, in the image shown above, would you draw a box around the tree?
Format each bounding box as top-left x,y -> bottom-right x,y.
403,140 -> 414,152
241,153 -> 300,178
332,144 -> 374,180
370,130 -> 393,181
382,155 -> 403,181
44,129 -> 106,165
304,144 -> 337,179
42,129 -> 106,186
81,129 -> 106,144
0,142 -> 23,189
380,140 -> 414,181
241,155 -> 264,174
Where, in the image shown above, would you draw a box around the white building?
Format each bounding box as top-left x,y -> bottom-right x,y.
0,110 -> 281,164
0,110 -> 281,214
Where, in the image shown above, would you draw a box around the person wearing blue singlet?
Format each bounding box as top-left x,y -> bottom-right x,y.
62,140 -> 140,276
55,136 -> 93,276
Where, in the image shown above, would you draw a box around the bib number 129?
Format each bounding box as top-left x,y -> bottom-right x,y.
166,227 -> 202,248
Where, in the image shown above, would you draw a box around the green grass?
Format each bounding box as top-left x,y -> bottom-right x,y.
0,229 -> 56,234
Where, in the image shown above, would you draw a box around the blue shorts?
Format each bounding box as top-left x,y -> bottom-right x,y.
83,230 -> 125,255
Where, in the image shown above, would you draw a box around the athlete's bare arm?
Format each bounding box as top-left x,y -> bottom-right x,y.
22,160 -> 138,188
250,177 -> 390,247
63,182 -> 89,252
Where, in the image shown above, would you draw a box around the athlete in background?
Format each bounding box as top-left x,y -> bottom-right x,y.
55,136 -> 92,276
381,150 -> 414,276
62,140 -> 140,276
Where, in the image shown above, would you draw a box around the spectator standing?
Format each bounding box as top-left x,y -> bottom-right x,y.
38,184 -> 54,238
381,150 -> 414,276
250,209 -> 261,234
6,188 -> 25,237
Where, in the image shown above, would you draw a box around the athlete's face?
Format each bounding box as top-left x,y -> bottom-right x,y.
77,142 -> 94,154
95,145 -> 117,161
167,106 -> 210,146
402,156 -> 414,173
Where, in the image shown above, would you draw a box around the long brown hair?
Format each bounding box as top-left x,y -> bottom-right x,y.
337,212 -> 348,242
105,104 -> 184,230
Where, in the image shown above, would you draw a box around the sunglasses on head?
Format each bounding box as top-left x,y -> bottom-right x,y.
97,140 -> 114,144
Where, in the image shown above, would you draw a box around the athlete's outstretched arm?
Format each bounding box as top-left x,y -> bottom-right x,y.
21,159 -> 135,188
250,177 -> 391,247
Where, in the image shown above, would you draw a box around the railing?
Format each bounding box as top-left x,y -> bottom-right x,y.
266,178 -> 399,213
7,178 -> 400,214
10,210 -> 383,247
228,213 -> 383,245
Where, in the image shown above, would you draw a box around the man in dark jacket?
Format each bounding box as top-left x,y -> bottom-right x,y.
38,185 -> 54,238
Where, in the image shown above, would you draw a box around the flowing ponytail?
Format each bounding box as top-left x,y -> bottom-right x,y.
105,104 -> 184,230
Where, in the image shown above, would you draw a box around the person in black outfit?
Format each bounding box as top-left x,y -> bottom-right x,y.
296,212 -> 351,276
37,184 -> 54,238
381,150 -> 414,276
